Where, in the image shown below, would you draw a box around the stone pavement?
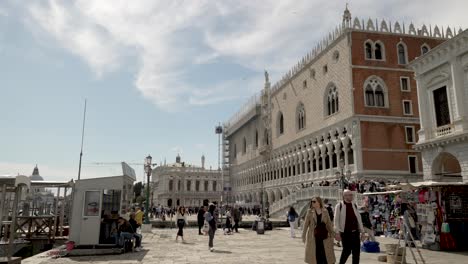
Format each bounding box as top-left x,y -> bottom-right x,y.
23,227 -> 468,264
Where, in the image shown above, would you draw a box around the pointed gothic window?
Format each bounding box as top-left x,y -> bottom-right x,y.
374,43 -> 383,60
397,43 -> 407,64
297,103 -> 306,131
278,112 -> 284,135
326,85 -> 339,116
375,86 -> 384,107
264,129 -> 269,145
242,137 -> 247,154
255,130 -> 259,148
365,85 -> 375,106
364,76 -> 387,107
365,42 -> 372,59
421,44 -> 430,55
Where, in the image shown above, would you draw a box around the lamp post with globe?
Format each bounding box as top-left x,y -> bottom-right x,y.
144,154 -> 153,225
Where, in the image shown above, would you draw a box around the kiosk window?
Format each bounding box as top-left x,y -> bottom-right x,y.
83,191 -> 101,217
102,189 -> 121,217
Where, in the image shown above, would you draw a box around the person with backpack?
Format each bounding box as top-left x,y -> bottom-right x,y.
287,206 -> 299,238
204,203 -> 217,252
302,196 -> 336,264
334,190 -> 365,264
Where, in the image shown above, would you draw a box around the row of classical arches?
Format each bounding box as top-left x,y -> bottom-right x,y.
233,125 -> 356,188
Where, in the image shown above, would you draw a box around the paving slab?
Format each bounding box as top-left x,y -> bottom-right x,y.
22,227 -> 468,264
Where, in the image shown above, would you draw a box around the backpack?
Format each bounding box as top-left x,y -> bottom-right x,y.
207,212 -> 216,229
288,212 -> 297,222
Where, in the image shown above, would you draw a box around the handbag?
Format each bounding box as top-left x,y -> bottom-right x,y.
202,221 -> 209,233
314,222 -> 328,240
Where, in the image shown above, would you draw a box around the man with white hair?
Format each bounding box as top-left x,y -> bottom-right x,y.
334,189 -> 364,264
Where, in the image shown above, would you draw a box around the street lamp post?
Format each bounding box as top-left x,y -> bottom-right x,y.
215,124 -> 223,206
144,154 -> 152,225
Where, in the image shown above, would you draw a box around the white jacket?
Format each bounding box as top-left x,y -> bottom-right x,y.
333,201 -> 364,233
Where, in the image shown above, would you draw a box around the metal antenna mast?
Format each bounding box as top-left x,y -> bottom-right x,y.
77,99 -> 87,180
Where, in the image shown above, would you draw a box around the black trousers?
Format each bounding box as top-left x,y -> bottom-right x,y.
233,220 -> 239,232
177,220 -> 185,237
198,222 -> 204,234
339,231 -> 360,264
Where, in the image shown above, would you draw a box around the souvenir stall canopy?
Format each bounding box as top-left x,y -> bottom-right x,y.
69,163 -> 135,246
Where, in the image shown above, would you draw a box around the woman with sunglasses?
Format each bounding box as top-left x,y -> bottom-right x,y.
302,196 -> 336,264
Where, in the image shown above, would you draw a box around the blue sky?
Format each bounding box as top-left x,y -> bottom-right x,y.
1,0 -> 467,182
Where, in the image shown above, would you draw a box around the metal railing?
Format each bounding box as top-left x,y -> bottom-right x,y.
435,124 -> 453,137
269,186 -> 340,214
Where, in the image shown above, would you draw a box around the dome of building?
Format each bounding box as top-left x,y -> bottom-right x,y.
30,165 -> 44,181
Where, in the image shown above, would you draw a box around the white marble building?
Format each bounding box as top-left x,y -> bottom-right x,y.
151,155 -> 222,207
410,29 -> 468,183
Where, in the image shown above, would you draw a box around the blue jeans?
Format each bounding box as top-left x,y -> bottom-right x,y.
113,232 -> 133,247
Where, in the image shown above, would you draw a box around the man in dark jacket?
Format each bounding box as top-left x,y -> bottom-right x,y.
197,206 -> 206,235
232,206 -> 242,233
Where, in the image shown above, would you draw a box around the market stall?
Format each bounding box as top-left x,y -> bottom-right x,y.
363,181 -> 468,251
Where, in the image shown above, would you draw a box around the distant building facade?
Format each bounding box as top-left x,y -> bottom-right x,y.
223,7 -> 462,209
151,155 -> 222,207
410,29 -> 468,183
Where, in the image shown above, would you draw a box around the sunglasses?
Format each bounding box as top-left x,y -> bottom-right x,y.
311,200 -> 317,203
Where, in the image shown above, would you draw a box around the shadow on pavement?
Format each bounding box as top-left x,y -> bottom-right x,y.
213,250 -> 232,254
69,250 -> 148,262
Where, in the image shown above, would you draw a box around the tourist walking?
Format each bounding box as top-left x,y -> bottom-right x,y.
302,197 -> 336,264
197,206 -> 206,235
232,206 -> 242,233
287,206 -> 299,238
359,205 -> 375,241
334,190 -> 364,264
224,209 -> 232,235
204,203 -> 217,252
175,206 -> 188,242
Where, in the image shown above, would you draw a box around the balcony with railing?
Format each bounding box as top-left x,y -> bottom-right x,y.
435,124 -> 454,137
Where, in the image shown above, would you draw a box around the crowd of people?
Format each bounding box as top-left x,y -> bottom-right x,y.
299,179 -> 401,194
109,182 -> 402,262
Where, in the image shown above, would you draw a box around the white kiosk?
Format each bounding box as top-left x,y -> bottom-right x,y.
69,163 -> 136,246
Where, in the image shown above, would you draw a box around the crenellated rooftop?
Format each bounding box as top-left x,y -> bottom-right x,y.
224,11 -> 463,132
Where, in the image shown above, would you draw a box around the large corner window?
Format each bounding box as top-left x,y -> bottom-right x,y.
433,86 -> 451,127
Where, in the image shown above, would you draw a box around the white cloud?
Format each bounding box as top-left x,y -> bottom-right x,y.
19,0 -> 468,111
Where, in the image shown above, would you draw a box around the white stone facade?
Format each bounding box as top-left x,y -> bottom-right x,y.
410,29 -> 468,183
151,156 -> 222,207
